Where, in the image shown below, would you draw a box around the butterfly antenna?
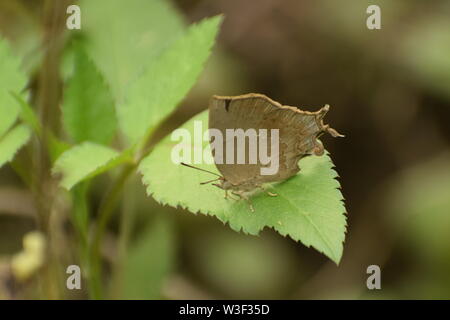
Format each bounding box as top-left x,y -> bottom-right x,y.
200,178 -> 221,185
180,162 -> 222,177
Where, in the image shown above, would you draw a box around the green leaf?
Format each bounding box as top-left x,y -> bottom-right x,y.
10,91 -> 71,163
80,0 -> 185,101
62,46 -> 117,145
0,124 -> 31,168
53,142 -> 131,190
47,132 -> 71,164
123,216 -> 175,299
0,37 -> 28,138
139,111 -> 347,264
10,92 -> 41,136
118,15 -> 223,145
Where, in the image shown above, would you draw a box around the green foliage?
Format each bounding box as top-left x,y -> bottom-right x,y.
10,92 -> 41,136
389,153 -> 450,263
53,142 -> 131,190
139,111 -> 347,264
123,216 -> 175,299
191,228 -> 303,299
1,0 -> 349,299
0,37 -> 27,138
10,92 -> 70,163
400,16 -> 450,100
62,46 -> 117,145
117,15 -> 223,144
80,0 -> 185,101
0,124 -> 31,168
386,153 -> 450,297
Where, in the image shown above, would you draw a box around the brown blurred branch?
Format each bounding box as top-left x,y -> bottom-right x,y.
31,0 -> 71,299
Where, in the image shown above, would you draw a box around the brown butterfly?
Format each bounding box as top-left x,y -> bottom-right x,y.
182,93 -> 343,211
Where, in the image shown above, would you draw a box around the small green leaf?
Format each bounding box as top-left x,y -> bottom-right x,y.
0,124 -> 31,168
53,142 -> 131,190
139,111 -> 347,264
62,46 -> 117,144
118,15 -> 223,144
0,37 -> 28,138
123,216 -> 175,299
10,92 -> 41,136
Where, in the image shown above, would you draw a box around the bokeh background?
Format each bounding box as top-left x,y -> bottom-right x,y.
1,0 -> 450,299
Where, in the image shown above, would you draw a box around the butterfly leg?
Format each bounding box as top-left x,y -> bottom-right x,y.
232,191 -> 254,212
258,185 -> 277,197
225,190 -> 241,201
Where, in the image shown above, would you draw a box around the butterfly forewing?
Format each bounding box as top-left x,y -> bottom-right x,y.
208,93 -> 325,189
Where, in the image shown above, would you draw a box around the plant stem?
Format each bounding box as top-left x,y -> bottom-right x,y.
111,175 -> 138,298
33,0 -> 70,299
88,132 -> 157,298
72,182 -> 92,296
89,163 -> 136,299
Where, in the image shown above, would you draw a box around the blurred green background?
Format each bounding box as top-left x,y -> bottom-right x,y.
1,0 -> 450,299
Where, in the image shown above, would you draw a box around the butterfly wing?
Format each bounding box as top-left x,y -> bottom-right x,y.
208,93 -> 337,188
